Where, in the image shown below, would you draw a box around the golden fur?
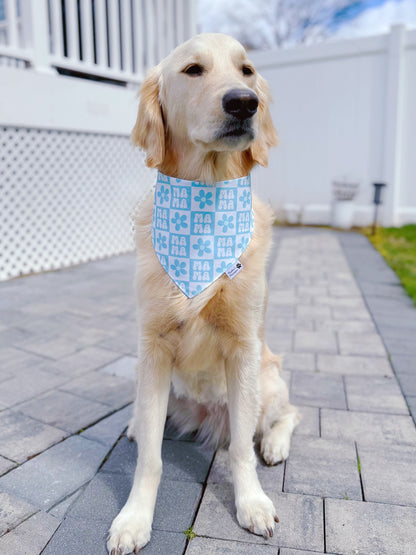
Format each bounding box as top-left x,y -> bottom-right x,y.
108,33 -> 299,555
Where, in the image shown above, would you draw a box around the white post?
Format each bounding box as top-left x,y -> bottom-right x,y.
80,0 -> 94,65
94,0 -> 108,68
145,0 -> 155,68
5,0 -> 19,49
132,0 -> 144,79
49,0 -> 64,58
188,0 -> 197,38
108,0 -> 121,71
65,0 -> 80,61
24,0 -> 54,73
120,0 -> 133,74
382,25 -> 406,227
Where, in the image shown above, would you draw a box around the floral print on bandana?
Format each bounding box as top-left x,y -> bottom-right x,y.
151,172 -> 254,298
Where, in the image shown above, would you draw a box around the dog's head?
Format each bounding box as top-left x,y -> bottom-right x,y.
132,33 -> 277,171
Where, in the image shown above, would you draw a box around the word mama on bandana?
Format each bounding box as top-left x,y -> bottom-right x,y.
151,172 -> 254,298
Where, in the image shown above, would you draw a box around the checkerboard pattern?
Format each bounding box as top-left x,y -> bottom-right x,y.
151,172 -> 254,298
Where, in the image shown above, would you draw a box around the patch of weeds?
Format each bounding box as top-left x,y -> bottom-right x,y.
344,493 -> 349,500
183,526 -> 196,540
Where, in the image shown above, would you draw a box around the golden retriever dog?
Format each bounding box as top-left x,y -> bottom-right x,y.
107,33 -> 299,554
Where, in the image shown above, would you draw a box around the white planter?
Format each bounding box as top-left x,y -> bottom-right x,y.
331,200 -> 355,229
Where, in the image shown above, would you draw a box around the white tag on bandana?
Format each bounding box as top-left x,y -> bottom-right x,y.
151,172 -> 254,298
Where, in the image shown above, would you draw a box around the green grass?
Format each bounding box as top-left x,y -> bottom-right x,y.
183,526 -> 196,541
362,225 -> 416,305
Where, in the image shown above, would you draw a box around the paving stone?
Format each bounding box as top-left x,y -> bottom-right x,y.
297,285 -> 328,298
280,550 -> 326,555
0,436 -> 108,510
17,337 -> 85,360
376,334 -> 416,357
294,331 -> 337,354
194,484 -> 324,551
294,406 -> 320,436
408,396 -> 416,418
97,331 -> 137,356
0,367 -> 68,408
266,318 -> 314,331
0,492 -> 38,536
396,373 -> 416,397
313,296 -> 367,310
0,456 -> 16,476
284,436 -> 361,500
283,353 -> 315,372
291,372 -> 346,409
186,537 -> 277,554
17,389 -> 112,434
98,355 -> 136,380
338,332 -> 386,357
321,409 -> 416,445
357,443 -> 416,506
0,409 -> 66,463
359,281 -> 410,299
0,347 -> 50,373
48,490 -> 83,521
265,330 -> 293,353
331,306 -> 374,321
102,436 -> 214,483
317,354 -> 392,376
265,305 -> 295,318
295,305 -> 331,320
345,375 -> 408,414
208,448 -> 284,491
314,319 -> 376,333
81,404 -> 131,447
325,498 -> 416,555
60,371 -> 134,408
390,354 -> 416,375
268,289 -> 297,305
53,346 -> 122,376
44,516 -> 186,555
0,327 -> 32,348
327,283 -> 361,297
0,510 -> 60,555
67,470 -> 202,533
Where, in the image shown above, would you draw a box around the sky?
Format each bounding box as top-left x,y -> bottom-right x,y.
198,0 -> 416,49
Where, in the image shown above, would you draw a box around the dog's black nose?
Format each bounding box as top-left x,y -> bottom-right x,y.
222,89 -> 259,120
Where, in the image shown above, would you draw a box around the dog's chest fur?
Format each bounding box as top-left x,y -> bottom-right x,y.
135,191 -> 274,404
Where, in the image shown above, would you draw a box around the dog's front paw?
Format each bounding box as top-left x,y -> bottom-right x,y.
107,507 -> 151,554
236,493 -> 278,539
261,426 -> 291,465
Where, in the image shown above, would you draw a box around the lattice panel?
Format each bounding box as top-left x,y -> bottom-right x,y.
0,126 -> 155,280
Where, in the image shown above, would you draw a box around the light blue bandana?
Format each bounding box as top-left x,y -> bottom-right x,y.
151,172 -> 254,298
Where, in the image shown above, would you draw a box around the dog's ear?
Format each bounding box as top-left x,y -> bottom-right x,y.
247,74 -> 278,167
131,66 -> 165,168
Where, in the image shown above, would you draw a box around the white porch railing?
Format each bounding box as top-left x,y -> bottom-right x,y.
0,0 -> 197,83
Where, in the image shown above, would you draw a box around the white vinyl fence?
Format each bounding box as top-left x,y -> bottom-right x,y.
250,25 -> 416,227
0,0 -> 196,83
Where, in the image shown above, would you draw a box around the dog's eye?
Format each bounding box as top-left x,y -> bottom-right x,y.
183,64 -> 204,77
242,65 -> 254,76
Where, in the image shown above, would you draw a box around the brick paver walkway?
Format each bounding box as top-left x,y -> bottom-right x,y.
0,228 -> 415,554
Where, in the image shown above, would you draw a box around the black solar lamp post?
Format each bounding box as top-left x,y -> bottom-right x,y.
372,182 -> 386,235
